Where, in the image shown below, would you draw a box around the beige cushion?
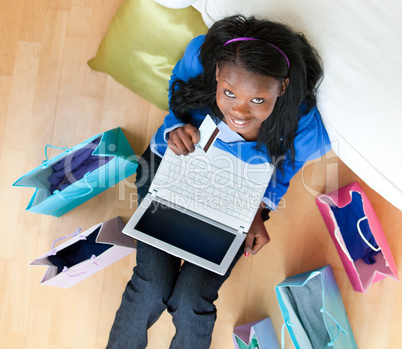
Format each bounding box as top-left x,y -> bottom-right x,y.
88,0 -> 208,110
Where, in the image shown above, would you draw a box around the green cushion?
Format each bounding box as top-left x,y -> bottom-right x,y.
87,0 -> 208,111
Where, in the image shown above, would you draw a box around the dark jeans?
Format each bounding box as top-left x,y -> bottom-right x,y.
107,147 -> 243,349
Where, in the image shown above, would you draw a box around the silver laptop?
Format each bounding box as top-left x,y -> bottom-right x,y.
123,119 -> 273,275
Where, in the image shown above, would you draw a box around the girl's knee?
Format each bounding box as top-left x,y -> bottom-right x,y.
127,266 -> 176,303
168,297 -> 217,349
167,286 -> 217,319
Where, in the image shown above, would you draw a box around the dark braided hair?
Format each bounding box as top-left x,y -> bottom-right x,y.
170,15 -> 323,171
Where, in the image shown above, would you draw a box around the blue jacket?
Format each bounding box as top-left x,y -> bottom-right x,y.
150,35 -> 331,210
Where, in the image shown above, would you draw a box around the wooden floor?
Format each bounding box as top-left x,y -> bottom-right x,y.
1,0 -> 401,348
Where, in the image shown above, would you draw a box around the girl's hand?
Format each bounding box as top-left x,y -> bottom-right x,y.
168,124 -> 200,156
244,205 -> 271,257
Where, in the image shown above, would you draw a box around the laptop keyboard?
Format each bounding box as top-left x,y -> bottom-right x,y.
153,150 -> 265,223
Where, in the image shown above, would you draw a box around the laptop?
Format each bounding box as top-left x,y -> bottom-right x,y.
123,116 -> 273,275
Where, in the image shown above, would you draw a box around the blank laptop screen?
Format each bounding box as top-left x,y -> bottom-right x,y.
133,200 -> 236,265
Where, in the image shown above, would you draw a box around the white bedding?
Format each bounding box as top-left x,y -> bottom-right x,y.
154,0 -> 402,210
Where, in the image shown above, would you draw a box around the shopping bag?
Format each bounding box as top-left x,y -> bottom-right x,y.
31,216 -> 136,288
276,265 -> 357,349
232,317 -> 280,349
316,182 -> 398,292
13,127 -> 138,217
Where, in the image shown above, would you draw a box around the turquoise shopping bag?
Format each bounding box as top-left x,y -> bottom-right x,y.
276,265 -> 357,349
13,127 -> 138,217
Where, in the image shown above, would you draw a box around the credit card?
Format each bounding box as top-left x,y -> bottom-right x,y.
196,114 -> 220,153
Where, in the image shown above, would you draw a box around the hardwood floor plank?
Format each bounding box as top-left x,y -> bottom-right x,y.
47,0 -> 71,11
18,0 -> 49,43
0,331 -> 25,349
0,0 -> 24,75
3,41 -> 41,152
1,227 -> 40,335
24,306 -> 52,348
31,8 -> 69,152
0,74 -> 11,156
0,149 -> 28,259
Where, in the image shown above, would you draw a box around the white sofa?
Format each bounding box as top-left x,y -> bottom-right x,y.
154,0 -> 402,210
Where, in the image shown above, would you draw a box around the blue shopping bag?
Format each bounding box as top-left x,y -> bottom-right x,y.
276,265 -> 357,349
13,127 -> 138,217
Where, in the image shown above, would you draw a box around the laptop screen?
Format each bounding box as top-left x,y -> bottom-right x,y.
133,200 -> 236,265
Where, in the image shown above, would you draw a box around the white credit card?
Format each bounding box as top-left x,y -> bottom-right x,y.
196,114 -> 220,153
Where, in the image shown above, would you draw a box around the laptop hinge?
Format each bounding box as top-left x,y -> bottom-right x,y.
238,226 -> 245,234
151,189 -> 158,198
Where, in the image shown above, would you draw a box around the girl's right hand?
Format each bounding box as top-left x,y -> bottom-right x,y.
167,124 -> 200,156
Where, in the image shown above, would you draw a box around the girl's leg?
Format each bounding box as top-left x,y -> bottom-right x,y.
107,146 -> 168,348
167,248 -> 243,349
107,241 -> 181,349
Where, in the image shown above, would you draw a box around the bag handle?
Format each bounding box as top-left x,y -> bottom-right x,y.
333,213 -> 381,262
280,310 -> 348,348
333,227 -> 353,262
320,308 -> 348,347
281,321 -> 295,349
42,144 -> 73,168
357,216 -> 381,252
62,254 -> 99,277
51,228 -> 83,255
52,172 -> 94,199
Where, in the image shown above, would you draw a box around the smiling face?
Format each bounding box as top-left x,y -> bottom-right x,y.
215,63 -> 284,141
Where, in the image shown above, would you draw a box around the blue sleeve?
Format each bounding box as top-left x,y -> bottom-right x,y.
263,106 -> 331,210
161,35 -> 206,140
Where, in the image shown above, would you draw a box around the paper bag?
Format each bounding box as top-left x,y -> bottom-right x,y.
31,216 -> 136,288
316,182 -> 398,292
276,265 -> 357,349
13,127 -> 138,217
232,317 -> 280,349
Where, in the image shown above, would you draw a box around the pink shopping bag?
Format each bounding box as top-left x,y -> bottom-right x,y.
31,216 -> 136,288
316,182 -> 398,292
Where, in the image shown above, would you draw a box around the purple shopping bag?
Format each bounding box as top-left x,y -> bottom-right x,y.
232,317 -> 279,349
31,216 -> 136,288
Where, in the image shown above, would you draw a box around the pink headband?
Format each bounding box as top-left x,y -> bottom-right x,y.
223,37 -> 290,68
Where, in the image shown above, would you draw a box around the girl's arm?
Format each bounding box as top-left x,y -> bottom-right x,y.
244,203 -> 271,256
168,124 -> 200,155
163,35 -> 206,155
162,35 -> 205,140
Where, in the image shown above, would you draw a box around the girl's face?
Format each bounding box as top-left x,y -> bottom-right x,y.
215,63 -> 284,141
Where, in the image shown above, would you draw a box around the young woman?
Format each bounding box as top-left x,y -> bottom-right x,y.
107,15 -> 331,348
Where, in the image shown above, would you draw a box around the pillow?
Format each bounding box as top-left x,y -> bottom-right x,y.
151,0 -> 197,9
88,0 -> 208,111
